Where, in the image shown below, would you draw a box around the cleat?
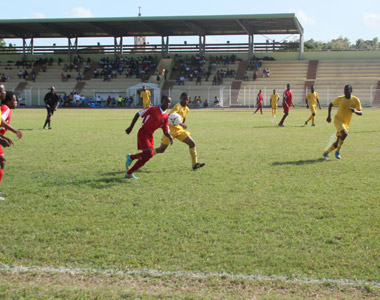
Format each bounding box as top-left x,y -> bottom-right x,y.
125,173 -> 139,179
0,196 -> 5,201
335,151 -> 341,159
304,121 -> 308,126
125,154 -> 133,170
312,124 -> 316,127
323,152 -> 329,159
278,123 -> 284,127
193,162 -> 205,170
48,127 -> 52,130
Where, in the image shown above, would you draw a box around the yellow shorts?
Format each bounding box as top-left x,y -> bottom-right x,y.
310,105 -> 317,114
271,105 -> 277,109
334,117 -> 349,136
161,126 -> 191,145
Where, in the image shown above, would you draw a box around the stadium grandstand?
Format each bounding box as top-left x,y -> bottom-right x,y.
1,14 -> 380,107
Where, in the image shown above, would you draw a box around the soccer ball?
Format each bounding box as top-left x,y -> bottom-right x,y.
168,113 -> 182,126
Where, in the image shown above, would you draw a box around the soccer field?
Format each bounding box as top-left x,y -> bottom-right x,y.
1,107 -> 380,299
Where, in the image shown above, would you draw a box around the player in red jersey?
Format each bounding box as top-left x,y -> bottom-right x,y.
253,90 -> 263,114
0,91 -> 23,199
278,83 -> 295,127
0,85 -> 14,149
125,95 -> 173,179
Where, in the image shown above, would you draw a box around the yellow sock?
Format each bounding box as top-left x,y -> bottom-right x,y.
306,115 -> 312,123
189,147 -> 197,166
326,144 -> 336,154
337,139 -> 344,151
311,116 -> 315,125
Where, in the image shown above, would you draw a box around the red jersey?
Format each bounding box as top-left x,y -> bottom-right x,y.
257,93 -> 263,104
139,106 -> 169,134
0,105 -> 11,135
283,89 -> 293,107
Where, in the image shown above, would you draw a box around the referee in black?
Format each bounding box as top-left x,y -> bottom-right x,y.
43,86 -> 59,129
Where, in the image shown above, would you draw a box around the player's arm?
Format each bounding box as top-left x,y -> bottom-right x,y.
125,112 -> 140,134
326,103 -> 333,123
44,94 -> 50,107
350,107 -> 362,116
0,121 -> 22,139
0,134 -> 13,147
163,131 -> 173,145
305,97 -> 309,109
180,117 -> 187,129
317,99 -> 322,110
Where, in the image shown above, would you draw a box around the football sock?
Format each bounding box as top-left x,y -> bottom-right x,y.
0,169 -> 3,183
311,116 -> 315,125
326,144 -> 337,154
306,115 -> 313,123
337,139 -> 344,151
127,151 -> 153,175
189,147 -> 198,166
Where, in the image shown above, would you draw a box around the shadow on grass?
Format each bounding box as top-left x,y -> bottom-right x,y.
272,158 -> 326,166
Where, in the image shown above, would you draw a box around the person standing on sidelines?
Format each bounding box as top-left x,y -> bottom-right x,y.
125,95 -> 173,179
140,85 -> 151,109
278,83 -> 295,127
43,86 -> 59,129
323,85 -> 362,160
304,86 -> 321,126
270,89 -> 280,118
253,90 -> 263,115
0,91 -> 23,200
154,92 -> 206,170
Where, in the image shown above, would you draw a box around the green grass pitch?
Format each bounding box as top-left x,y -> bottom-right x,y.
0,107 -> 379,299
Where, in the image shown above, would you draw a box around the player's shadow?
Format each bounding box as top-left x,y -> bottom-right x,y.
272,158 -> 326,166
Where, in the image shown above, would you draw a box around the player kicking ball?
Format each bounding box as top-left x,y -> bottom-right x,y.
154,92 -> 205,170
323,85 -> 362,159
125,95 -> 173,179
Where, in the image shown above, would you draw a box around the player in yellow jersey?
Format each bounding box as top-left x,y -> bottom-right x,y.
155,92 -> 205,170
323,85 -> 362,159
304,86 -> 321,126
270,89 -> 280,118
140,86 -> 151,108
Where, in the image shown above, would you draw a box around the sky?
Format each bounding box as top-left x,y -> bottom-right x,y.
2,0 -> 380,47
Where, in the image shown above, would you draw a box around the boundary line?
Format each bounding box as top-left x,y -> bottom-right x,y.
1,264 -> 379,288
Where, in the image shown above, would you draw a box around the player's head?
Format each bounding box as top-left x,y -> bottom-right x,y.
50,86 -> 56,93
180,92 -> 189,106
2,91 -> 18,109
287,83 -> 291,90
311,86 -> 315,93
0,84 -> 5,101
273,89 -> 276,94
161,95 -> 171,110
344,85 -> 352,99
259,90 -> 262,93
143,85 -> 146,90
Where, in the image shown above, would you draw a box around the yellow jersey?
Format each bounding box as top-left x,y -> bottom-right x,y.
306,92 -> 319,107
140,90 -> 151,108
169,103 -> 189,130
270,93 -> 280,108
332,95 -> 362,125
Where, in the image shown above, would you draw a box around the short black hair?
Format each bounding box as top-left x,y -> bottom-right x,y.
180,92 -> 188,99
2,91 -> 16,104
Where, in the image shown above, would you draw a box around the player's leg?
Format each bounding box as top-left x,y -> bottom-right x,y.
253,106 -> 259,114
260,105 -> 263,114
335,130 -> 347,159
154,134 -> 171,154
182,135 -> 205,170
126,149 -> 154,178
278,111 -> 288,126
43,108 -> 50,129
0,153 -> 5,184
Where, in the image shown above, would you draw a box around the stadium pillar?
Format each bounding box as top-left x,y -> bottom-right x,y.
161,36 -> 169,56
299,33 -> 304,60
199,35 -> 206,55
248,35 -> 254,58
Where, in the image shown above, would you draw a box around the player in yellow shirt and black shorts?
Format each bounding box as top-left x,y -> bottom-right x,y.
304,86 -> 321,126
155,92 -> 205,170
323,85 -> 362,159
270,89 -> 280,118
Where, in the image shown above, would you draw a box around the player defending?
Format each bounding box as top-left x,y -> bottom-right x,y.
253,90 -> 263,115
43,86 -> 59,129
154,92 -> 206,170
304,86 -> 321,126
125,95 -> 173,179
323,85 -> 362,159
270,89 -> 280,118
278,83 -> 295,127
0,91 -> 23,199
140,85 -> 151,109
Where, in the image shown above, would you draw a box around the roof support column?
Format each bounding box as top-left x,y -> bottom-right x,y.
299,32 -> 304,60
114,37 -> 123,59
248,34 -> 254,58
199,35 -> 206,55
68,38 -> 72,63
161,36 -> 169,56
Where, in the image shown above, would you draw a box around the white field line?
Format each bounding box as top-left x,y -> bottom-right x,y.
1,264 -> 379,288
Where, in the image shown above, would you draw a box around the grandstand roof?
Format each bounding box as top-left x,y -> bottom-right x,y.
0,14 -> 303,39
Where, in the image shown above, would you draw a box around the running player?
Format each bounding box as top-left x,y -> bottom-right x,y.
253,90 -> 263,115
154,92 -> 205,170
140,85 -> 151,109
270,89 -> 280,118
0,85 -> 13,149
0,91 -> 23,199
43,86 -> 59,129
304,86 -> 321,126
125,95 -> 173,179
278,83 -> 295,127
323,85 -> 362,159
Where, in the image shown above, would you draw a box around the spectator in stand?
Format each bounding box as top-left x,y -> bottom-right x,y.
196,74 -> 202,86
106,95 -> 112,106
31,71 -> 36,82
244,71 -> 249,81
214,96 -> 220,107
18,70 -> 23,79
253,70 -> 258,81
203,99 -> 208,108
76,73 -> 82,81
179,75 -> 185,85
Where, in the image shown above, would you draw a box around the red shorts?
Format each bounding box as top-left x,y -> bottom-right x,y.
283,104 -> 290,113
137,128 -> 154,150
0,145 -> 3,156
